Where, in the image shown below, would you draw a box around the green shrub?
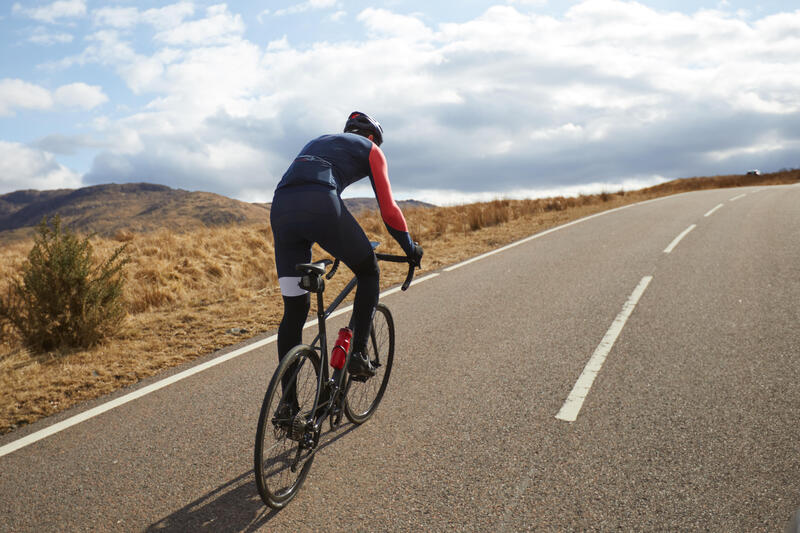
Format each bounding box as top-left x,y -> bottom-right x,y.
0,216 -> 129,352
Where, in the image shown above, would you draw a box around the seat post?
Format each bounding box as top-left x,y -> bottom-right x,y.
315,288 -> 328,358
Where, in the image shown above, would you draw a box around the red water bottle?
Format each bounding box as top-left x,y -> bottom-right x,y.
330,327 -> 352,369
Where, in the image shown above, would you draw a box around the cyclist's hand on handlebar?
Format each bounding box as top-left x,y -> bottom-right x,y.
408,242 -> 423,268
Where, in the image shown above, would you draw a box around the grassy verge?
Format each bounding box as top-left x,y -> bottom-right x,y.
1,170 -> 797,433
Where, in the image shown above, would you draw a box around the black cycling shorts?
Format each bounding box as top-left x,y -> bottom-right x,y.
270,186 -> 373,296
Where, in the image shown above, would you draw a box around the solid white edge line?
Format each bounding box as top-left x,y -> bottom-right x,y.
729,193 -> 747,202
0,271 -> 442,458
380,273 -> 440,298
0,334 -> 277,458
663,224 -> 697,254
555,276 -> 653,422
704,204 -> 723,217
0,189 -> 726,457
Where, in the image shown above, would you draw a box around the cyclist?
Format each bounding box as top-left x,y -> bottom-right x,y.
270,111 -> 423,406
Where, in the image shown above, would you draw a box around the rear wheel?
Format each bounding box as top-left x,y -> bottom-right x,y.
345,303 -> 394,424
254,344 -> 320,509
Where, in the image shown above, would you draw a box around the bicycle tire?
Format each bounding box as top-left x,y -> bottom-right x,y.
345,303 -> 394,424
254,344 -> 320,509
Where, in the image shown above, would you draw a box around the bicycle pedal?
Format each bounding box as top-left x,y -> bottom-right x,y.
350,375 -> 369,383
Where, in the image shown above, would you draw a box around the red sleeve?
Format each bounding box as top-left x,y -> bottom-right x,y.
369,144 -> 408,233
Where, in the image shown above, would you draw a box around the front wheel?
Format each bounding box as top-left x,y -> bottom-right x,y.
345,303 -> 395,424
254,344 -> 320,509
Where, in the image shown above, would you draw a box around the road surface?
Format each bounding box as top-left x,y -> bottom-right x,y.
1,184 -> 799,531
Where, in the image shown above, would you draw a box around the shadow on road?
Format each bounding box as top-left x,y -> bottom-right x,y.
145,423 -> 358,532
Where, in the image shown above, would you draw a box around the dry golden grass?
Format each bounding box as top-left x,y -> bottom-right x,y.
1,170 -> 797,433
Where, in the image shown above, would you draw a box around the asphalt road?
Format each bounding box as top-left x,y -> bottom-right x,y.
1,184 -> 799,532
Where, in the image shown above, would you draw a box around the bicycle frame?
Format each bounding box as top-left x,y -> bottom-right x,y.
301,248 -> 414,433
306,272 -> 358,432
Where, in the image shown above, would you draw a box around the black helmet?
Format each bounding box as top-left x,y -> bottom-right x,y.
344,111 -> 383,146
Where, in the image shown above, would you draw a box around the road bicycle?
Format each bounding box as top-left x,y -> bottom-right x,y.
254,243 -> 416,509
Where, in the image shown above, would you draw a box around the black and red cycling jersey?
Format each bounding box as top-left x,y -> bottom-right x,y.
275,133 -> 414,255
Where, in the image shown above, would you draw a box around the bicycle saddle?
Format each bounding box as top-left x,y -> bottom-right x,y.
295,260 -> 330,276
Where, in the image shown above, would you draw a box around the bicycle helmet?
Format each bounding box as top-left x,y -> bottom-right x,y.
343,111 -> 383,146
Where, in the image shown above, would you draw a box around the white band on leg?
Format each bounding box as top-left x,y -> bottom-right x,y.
279,276 -> 308,297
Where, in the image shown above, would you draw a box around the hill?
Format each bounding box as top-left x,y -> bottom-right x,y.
342,197 -> 435,213
0,183 -> 435,241
0,183 -> 271,240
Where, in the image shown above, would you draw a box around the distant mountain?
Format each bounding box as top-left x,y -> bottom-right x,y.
0,183 -> 269,240
341,197 -> 435,213
250,198 -> 435,213
0,183 -> 435,241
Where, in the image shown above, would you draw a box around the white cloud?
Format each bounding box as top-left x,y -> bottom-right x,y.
0,141 -> 82,192
92,6 -> 139,29
707,137 -> 800,162
267,36 -> 290,51
57,29 -> 138,69
141,2 -> 196,31
89,3 -> 196,33
28,26 -> 74,45
273,0 -> 338,16
0,79 -> 53,116
153,4 -> 244,45
0,79 -> 106,116
357,8 -> 433,40
385,175 -> 668,207
328,10 -> 346,22
53,83 -> 108,110
33,1 -> 800,200
12,0 -> 86,24
530,123 -> 586,141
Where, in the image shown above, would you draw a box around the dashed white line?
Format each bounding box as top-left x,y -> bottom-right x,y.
729,193 -> 747,202
704,204 -> 723,217
663,224 -> 696,253
555,276 -> 653,422
444,196 -> 673,272
0,191 -> 710,457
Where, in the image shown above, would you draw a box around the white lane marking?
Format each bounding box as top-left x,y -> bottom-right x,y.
380,273 -> 439,298
0,334 -> 277,459
444,195 -> 675,272
0,272 -> 440,458
555,276 -> 653,422
729,193 -> 746,202
0,189 -> 732,456
704,204 -> 723,217
663,224 -> 696,254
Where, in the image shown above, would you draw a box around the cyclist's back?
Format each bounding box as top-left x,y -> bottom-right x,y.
276,133 -> 375,194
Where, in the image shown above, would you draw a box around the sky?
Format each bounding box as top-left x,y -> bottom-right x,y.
1,0 -> 799,206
